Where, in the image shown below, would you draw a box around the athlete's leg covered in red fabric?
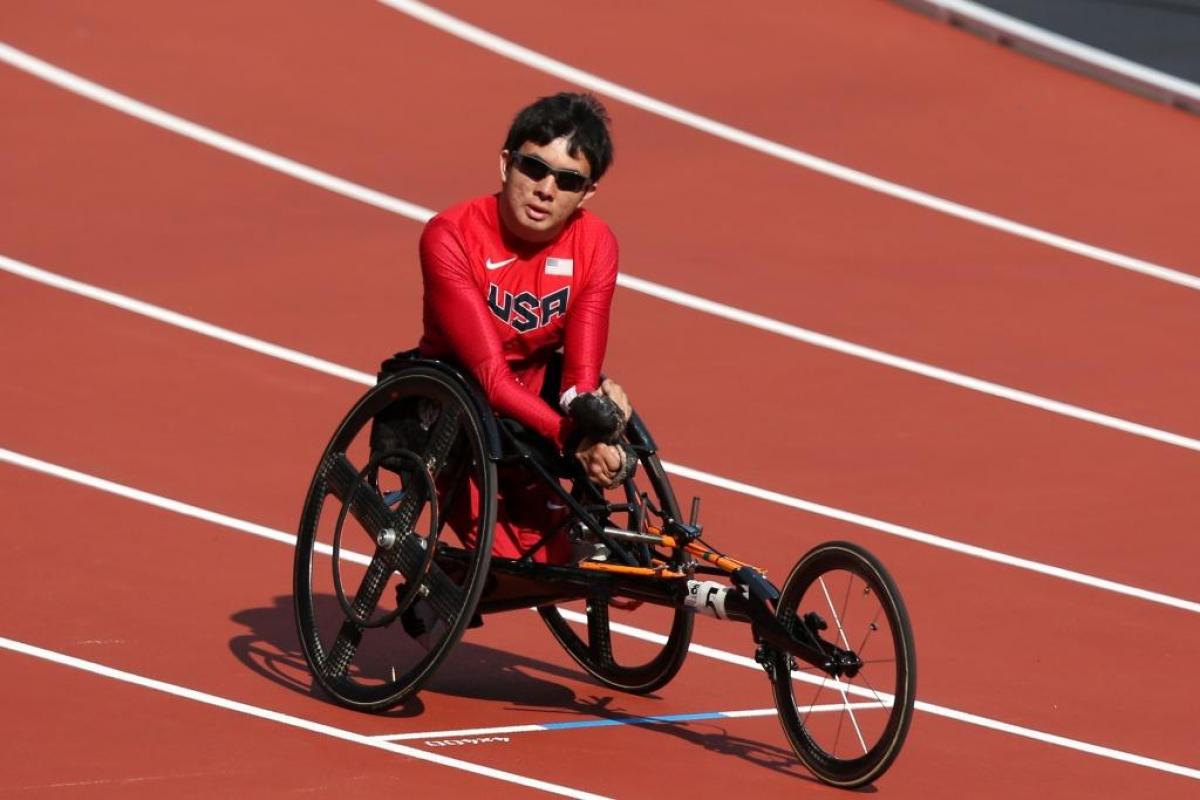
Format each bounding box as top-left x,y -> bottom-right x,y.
444,465 -> 573,564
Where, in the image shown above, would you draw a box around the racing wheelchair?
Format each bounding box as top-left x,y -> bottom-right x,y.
293,353 -> 916,788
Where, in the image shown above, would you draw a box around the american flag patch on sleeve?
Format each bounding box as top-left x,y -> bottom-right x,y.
544,257 -> 574,276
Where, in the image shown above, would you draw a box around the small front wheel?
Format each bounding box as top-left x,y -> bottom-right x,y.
770,541 -> 916,788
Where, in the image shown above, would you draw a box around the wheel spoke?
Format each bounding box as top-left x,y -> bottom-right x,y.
325,450 -> 446,589
802,674 -> 826,727
334,548 -> 396,631
818,575 -> 853,652
833,685 -> 846,756
586,597 -> 616,668
855,606 -> 884,659
417,402 -> 464,480
835,680 -> 870,755
321,618 -> 364,680
421,559 -> 466,626
322,454 -> 395,540
849,668 -> 895,714
839,573 -> 854,638
850,601 -> 895,712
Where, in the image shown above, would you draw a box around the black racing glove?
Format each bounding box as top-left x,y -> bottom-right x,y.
566,392 -> 636,489
567,392 -> 626,444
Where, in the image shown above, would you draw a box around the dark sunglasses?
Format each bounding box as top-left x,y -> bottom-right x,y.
509,152 -> 592,193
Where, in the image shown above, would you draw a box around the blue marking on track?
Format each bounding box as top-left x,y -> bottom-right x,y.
540,710 -> 729,731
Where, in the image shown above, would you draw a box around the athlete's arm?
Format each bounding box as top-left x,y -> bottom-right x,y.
420,219 -> 572,448
558,228 -> 631,486
557,226 -> 619,409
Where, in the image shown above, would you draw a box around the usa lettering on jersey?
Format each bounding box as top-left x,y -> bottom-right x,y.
487,283 -> 570,333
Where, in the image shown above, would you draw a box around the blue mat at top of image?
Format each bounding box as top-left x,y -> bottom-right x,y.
975,0 -> 1200,84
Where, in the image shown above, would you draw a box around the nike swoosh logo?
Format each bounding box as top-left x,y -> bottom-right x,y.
486,256 -> 517,270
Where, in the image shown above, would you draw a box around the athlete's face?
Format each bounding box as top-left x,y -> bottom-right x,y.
498,136 -> 597,244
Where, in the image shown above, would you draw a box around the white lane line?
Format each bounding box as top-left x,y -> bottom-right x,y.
377,0 -> 1200,292
0,43 -> 434,219
619,274 -> 1200,452
660,461 -> 1200,615
2,253 -> 1197,613
0,636 -> 609,800
374,707 -> 821,742
547,612 -> 1199,781
916,699 -> 1199,780
3,40 -> 431,223
1,49 -> 1197,452
896,0 -> 1200,112
0,446 -> 372,566
1,450 -> 1196,781
0,255 -> 374,386
5,247 -> 1197,455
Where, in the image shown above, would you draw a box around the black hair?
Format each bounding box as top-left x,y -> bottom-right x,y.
503,92 -> 614,182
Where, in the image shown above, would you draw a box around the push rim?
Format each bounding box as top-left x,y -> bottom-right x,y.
538,446 -> 694,694
293,368 -> 496,711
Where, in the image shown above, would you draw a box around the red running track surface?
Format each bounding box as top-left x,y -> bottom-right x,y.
1,1 -> 1198,796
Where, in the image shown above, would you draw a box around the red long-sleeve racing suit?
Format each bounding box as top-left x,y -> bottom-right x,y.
418,194 -> 618,561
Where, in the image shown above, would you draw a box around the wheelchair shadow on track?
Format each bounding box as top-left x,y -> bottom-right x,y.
229,594 -> 862,787
229,593 -> 426,719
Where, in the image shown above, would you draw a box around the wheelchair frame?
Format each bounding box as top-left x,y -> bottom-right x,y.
293,356 -> 916,788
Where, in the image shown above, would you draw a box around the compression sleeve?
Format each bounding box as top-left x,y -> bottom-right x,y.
419,219 -> 572,448
559,226 -> 618,407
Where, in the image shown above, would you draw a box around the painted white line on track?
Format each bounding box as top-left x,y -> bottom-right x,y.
2,253 -> 1197,613
0,43 -> 430,215
660,462 -> 1200,614
546,612 -> 1199,780
913,699 -> 1200,781
1,449 -> 1196,781
377,0 -> 1200,292
618,273 -> 1200,452
380,724 -> 546,741
375,707 -> 795,741
9,44 -> 436,224
0,445 -> 373,566
0,48 -> 1197,452
0,255 -> 375,386
0,635 -> 610,799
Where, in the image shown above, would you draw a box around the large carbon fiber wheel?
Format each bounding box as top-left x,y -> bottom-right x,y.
538,431 -> 694,695
771,541 -> 916,788
294,367 -> 496,711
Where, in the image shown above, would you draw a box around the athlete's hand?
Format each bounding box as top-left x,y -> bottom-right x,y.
600,378 -> 631,422
575,438 -> 626,487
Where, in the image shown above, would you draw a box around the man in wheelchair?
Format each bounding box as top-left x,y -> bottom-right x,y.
411,91 -> 633,566
294,96 -> 916,787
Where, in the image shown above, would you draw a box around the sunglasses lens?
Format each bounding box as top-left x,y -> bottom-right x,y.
513,154 -> 551,182
512,154 -> 589,192
555,172 -> 588,192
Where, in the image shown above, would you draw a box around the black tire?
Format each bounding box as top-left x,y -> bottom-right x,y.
293,367 -> 497,711
771,541 -> 916,788
538,437 -> 694,694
